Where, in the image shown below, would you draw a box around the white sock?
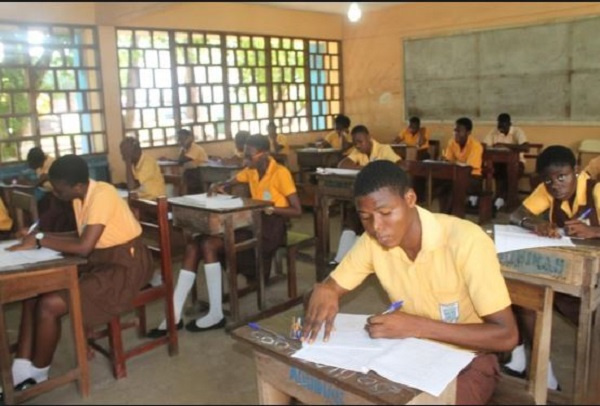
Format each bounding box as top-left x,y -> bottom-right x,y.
468,195 -> 478,206
30,364 -> 49,383
547,361 -> 559,390
157,269 -> 196,330
505,343 -> 526,372
334,230 -> 357,263
194,262 -> 224,328
494,197 -> 505,210
149,269 -> 163,287
11,358 -> 32,386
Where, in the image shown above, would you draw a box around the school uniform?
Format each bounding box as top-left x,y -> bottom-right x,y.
35,155 -> 55,192
0,197 -> 13,231
74,180 -> 153,327
269,134 -> 290,155
131,152 -> 166,200
324,130 -> 352,152
182,143 -> 209,193
584,156 -> 600,181
345,139 -> 401,166
331,206 -> 512,404
398,127 -> 431,160
184,143 -> 209,166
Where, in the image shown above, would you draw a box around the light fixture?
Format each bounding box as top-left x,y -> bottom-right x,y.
347,2 -> 362,23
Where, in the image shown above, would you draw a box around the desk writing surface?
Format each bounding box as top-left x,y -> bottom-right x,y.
0,255 -> 86,275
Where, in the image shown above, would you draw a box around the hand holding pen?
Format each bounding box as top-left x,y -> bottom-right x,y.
564,207 -> 598,239
364,300 -> 425,340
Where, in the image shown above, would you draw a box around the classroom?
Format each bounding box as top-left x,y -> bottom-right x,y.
0,2 -> 599,405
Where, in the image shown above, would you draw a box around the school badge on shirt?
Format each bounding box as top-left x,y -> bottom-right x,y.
263,190 -> 272,201
439,302 -> 459,323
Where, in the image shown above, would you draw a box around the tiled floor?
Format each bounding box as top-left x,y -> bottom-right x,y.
3,207 -> 579,404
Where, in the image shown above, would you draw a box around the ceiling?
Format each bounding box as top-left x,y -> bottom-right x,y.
249,2 -> 406,15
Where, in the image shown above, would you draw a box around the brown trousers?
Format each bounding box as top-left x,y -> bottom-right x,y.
456,352 -> 500,404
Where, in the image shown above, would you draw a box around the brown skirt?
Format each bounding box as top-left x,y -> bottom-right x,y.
77,237 -> 154,328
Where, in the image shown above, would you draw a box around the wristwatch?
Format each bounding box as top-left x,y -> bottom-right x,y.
264,206 -> 275,216
35,232 -> 45,249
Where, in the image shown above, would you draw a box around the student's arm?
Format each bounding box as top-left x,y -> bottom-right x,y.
124,162 -> 141,191
366,306 -> 518,352
509,204 -> 561,238
8,224 -> 104,257
563,219 -> 600,239
35,173 -> 49,189
272,193 -> 302,218
177,147 -> 193,165
207,177 -> 242,195
301,276 -> 350,343
337,157 -> 362,169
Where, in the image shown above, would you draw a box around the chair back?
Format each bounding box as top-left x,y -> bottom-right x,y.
10,189 -> 39,231
164,174 -> 186,197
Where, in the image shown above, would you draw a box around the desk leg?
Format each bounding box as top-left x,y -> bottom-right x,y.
451,171 -> 468,218
590,304 -> 600,403
506,158 -> 520,211
67,266 -> 90,398
316,196 -> 331,282
314,188 -> 324,282
224,215 -> 239,321
0,305 -> 16,405
574,280 -> 593,404
253,209 -> 265,311
255,354 -> 292,405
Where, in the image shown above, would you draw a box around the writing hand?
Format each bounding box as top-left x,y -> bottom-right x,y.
208,182 -> 226,196
564,219 -> 598,239
7,233 -> 36,251
533,222 -> 561,238
365,312 -> 423,339
301,283 -> 339,344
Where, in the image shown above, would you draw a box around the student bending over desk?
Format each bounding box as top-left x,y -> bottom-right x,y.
330,125 -> 402,267
394,116 -> 431,160
220,130 -> 250,166
506,145 -> 599,389
148,135 -> 302,336
5,155 -> 153,396
302,160 -> 518,405
119,136 -> 166,200
316,114 -> 353,154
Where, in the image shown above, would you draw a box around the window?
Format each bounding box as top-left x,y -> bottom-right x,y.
117,28 -> 342,146
0,22 -> 105,163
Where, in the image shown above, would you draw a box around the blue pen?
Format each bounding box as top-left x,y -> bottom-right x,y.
381,300 -> 404,315
577,207 -> 593,221
248,322 -> 287,341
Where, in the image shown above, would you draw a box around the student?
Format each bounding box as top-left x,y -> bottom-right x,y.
394,116 -> 431,160
147,135 -> 301,336
26,147 -> 76,233
483,113 -> 529,212
583,155 -> 600,181
119,137 -> 166,200
5,155 -> 153,394
177,128 -> 208,167
506,145 -> 598,390
301,160 -> 518,405
318,114 -> 353,154
220,131 -> 250,166
0,195 -> 13,239
331,125 -> 401,266
267,121 -> 290,156
438,117 -> 484,214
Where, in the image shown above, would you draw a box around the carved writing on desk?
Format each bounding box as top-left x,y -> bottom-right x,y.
498,251 -> 567,279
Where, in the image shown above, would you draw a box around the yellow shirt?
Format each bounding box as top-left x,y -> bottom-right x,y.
132,153 -> 166,200
324,130 -> 352,151
184,143 -> 208,166
483,126 -> 528,163
0,198 -> 12,231
270,134 -> 290,156
345,139 -> 402,167
523,171 -> 600,224
398,127 -> 430,151
73,180 -> 142,249
584,156 -> 600,181
35,155 -> 55,192
331,206 -> 511,331
444,136 -> 483,176
235,157 -> 297,208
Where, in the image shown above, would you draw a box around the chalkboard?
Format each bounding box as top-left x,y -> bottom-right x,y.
404,16 -> 600,122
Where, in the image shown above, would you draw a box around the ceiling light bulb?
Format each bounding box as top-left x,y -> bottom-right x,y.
348,2 -> 362,23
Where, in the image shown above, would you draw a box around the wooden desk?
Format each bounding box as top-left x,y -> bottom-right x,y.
483,147 -> 521,211
231,306 -> 456,405
314,171 -> 357,282
0,256 -> 89,405
400,160 -> 472,218
498,242 -> 600,404
157,160 -> 183,176
169,196 -> 272,322
391,144 -> 418,161
197,163 -> 244,193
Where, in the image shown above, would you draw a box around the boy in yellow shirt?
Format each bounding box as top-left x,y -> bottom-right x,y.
395,116 -> 431,160
318,114 -> 353,154
147,135 -> 302,336
302,160 -> 518,404
120,137 -> 166,200
6,155 -> 153,395
176,129 -> 209,193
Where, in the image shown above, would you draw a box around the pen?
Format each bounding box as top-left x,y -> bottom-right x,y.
27,221 -> 39,235
248,322 -> 288,341
381,300 -> 404,315
577,208 -> 593,221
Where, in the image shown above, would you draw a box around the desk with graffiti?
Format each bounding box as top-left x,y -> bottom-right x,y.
498,242 -> 600,404
231,306 -> 457,405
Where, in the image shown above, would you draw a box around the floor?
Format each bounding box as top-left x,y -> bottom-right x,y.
4,206 -> 579,405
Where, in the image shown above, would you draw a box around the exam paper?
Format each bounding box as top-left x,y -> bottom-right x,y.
315,167 -> 360,176
0,240 -> 63,271
493,224 -> 576,253
168,193 -> 244,209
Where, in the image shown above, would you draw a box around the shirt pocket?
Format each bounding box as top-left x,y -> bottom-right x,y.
433,290 -> 464,324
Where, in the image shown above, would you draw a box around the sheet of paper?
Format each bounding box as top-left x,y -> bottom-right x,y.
301,314 -> 391,350
316,167 -> 360,176
169,193 -> 244,209
0,240 -> 63,271
493,224 -> 575,253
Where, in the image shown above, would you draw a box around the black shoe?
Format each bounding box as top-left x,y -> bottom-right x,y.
146,319 -> 183,339
185,318 -> 226,333
501,365 -> 526,379
0,378 -> 37,402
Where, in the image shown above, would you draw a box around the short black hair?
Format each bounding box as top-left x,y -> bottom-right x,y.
334,114 -> 351,129
177,129 -> 193,139
536,145 -> 576,174
27,147 -> 45,168
354,160 -> 410,198
409,116 -> 421,126
267,121 -> 276,128
351,125 -> 369,137
456,117 -> 473,132
234,130 -> 250,145
245,134 -> 270,152
48,154 -> 89,186
497,113 -> 511,123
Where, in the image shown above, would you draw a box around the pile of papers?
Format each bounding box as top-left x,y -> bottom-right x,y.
168,193 -> 244,209
292,314 -> 475,397
315,167 -> 360,176
0,240 -> 63,270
